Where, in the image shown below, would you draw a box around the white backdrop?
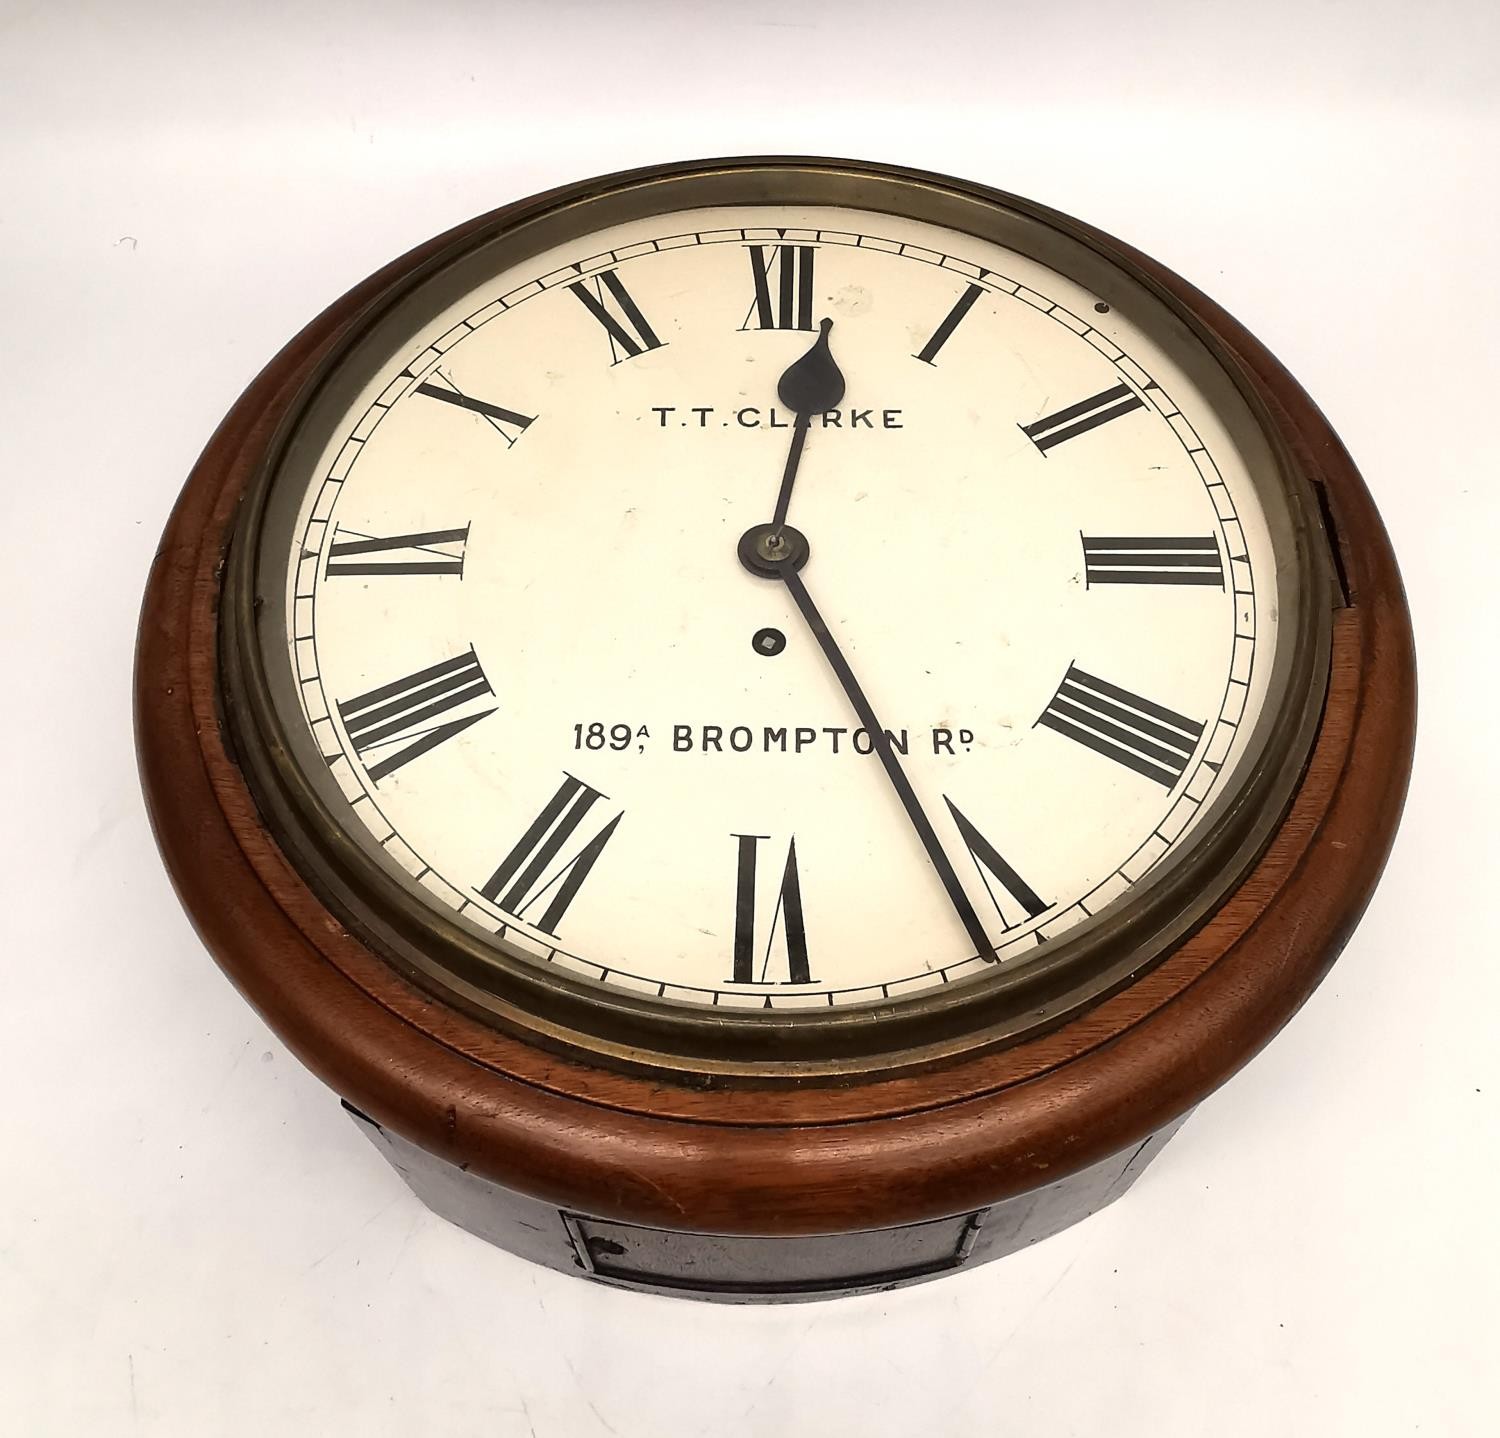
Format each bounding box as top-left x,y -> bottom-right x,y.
2,3 -> 1495,1434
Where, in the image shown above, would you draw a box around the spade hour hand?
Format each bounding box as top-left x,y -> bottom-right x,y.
769,318 -> 844,535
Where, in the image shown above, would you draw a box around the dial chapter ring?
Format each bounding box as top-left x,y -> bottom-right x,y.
219,160 -> 1336,1066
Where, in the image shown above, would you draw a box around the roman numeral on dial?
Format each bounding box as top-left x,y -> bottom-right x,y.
326,524 -> 469,577
1081,535 -> 1225,588
337,648 -> 494,783
742,244 -> 816,331
568,271 -> 665,363
913,282 -> 985,365
943,799 -> 1047,933
479,775 -> 623,936
1037,665 -> 1204,788
415,377 -> 535,445
1021,381 -> 1145,453
730,834 -> 812,986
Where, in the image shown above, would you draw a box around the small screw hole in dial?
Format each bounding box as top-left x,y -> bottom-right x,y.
753,627 -> 787,656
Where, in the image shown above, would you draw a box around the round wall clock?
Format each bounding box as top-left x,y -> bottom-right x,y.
137,157 -> 1415,1301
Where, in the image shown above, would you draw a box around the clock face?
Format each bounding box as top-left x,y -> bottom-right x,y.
247,166 -> 1317,1036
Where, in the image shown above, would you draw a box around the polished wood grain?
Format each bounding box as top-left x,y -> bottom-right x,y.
136,160 -> 1415,1242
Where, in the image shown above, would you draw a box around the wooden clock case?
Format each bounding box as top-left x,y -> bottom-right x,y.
136,159 -> 1415,1301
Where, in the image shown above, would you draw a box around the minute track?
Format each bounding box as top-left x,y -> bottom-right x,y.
285,201 -> 1266,1010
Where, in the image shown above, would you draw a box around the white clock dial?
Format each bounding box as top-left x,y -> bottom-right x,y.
255,201 -> 1285,1011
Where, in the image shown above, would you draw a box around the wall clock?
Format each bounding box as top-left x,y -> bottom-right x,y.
137,157 -> 1414,1301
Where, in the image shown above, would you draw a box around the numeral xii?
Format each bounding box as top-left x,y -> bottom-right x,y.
743,244 -> 816,331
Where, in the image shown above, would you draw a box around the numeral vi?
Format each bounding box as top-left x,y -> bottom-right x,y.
730,834 -> 812,986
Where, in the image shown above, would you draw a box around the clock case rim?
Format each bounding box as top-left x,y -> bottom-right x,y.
136,157 -> 1415,1234
220,160 -> 1329,1076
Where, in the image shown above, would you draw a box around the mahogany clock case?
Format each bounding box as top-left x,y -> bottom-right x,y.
136,158 -> 1415,1298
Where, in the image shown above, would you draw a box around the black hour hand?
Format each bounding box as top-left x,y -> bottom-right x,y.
769,319 -> 845,534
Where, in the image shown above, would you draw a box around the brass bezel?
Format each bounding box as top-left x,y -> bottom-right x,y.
220,157 -> 1334,1081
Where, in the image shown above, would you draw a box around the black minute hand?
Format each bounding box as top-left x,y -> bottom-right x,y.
780,568 -> 999,963
769,318 -> 844,535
